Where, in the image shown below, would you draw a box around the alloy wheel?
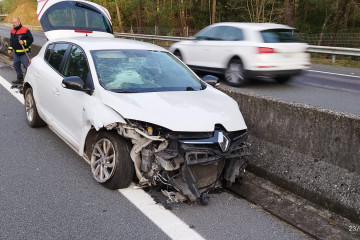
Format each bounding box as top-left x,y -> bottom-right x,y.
25,92 -> 34,123
225,62 -> 245,85
91,139 -> 116,183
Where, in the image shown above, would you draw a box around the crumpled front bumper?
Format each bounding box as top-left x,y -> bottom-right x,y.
168,130 -> 251,201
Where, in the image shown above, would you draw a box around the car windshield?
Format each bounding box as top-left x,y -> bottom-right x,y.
91,50 -> 204,93
260,29 -> 300,43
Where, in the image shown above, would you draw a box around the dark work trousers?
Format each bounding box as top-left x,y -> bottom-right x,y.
13,53 -> 30,78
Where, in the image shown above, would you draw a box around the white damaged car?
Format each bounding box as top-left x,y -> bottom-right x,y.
24,0 -> 250,204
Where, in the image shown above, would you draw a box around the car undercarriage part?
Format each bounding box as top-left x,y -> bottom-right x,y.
108,122 -> 250,204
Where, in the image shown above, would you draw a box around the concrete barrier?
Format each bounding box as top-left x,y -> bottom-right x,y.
221,85 -> 360,224
0,36 -> 42,57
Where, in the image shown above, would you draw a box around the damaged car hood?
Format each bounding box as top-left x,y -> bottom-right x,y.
100,87 -> 247,132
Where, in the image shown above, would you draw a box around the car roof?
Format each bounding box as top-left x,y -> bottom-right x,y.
48,37 -> 167,52
210,22 -> 294,31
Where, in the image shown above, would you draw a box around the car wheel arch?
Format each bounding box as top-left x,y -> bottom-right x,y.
22,83 -> 32,98
173,49 -> 184,61
83,124 -> 128,160
227,55 -> 244,69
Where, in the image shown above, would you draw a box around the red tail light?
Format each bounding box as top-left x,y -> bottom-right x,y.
257,47 -> 275,54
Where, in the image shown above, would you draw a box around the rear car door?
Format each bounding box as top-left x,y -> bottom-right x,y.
35,43 -> 70,126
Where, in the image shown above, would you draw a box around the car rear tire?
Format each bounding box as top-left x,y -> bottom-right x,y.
24,88 -> 46,128
225,59 -> 247,86
275,76 -> 292,84
90,132 -> 134,189
174,50 -> 183,61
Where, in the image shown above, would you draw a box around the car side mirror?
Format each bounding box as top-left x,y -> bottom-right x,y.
62,76 -> 92,94
202,75 -> 220,87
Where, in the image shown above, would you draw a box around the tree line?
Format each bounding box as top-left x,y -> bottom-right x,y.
88,0 -> 360,37
1,0 -> 360,46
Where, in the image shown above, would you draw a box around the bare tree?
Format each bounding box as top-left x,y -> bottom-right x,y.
284,0 -> 295,26
115,0 -> 124,32
331,0 -> 351,44
211,0 -> 216,24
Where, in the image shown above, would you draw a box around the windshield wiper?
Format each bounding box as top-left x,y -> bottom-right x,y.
186,87 -> 196,91
111,89 -> 138,93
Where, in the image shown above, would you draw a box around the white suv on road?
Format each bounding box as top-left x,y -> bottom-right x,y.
169,22 -> 310,86
23,0 -> 250,204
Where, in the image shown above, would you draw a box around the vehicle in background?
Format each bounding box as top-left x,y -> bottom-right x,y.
169,22 -> 310,86
23,0 -> 250,204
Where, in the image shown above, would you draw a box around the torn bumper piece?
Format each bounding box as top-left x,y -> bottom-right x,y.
117,124 -> 250,203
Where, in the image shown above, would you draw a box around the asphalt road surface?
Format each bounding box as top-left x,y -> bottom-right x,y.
231,64 -> 360,116
0,59 -> 310,239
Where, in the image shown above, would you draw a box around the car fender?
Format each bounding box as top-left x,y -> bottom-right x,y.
169,42 -> 190,63
78,98 -> 126,156
82,98 -> 126,130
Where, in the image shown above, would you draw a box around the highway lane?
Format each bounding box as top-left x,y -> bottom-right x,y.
0,59 -> 310,239
228,65 -> 360,116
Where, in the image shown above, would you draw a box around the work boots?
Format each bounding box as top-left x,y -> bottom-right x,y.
12,75 -> 23,84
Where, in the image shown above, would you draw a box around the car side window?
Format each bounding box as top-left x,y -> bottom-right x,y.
44,44 -> 54,61
220,27 -> 244,41
47,43 -> 69,72
196,26 -> 221,40
63,45 -> 89,82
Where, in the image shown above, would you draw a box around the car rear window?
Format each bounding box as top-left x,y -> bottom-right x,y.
40,1 -> 112,34
260,29 -> 299,43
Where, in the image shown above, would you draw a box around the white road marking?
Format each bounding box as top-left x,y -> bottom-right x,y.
306,69 -> 360,79
0,75 -> 24,104
119,185 -> 205,240
0,75 -> 205,240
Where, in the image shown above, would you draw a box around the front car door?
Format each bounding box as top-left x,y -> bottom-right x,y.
51,44 -> 93,149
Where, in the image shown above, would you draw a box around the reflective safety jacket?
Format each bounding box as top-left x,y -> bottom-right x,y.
8,24 -> 33,55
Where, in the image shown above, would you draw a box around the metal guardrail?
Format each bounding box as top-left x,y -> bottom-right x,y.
1,23 -> 43,32
114,33 -> 186,46
307,45 -> 360,63
114,33 -> 360,63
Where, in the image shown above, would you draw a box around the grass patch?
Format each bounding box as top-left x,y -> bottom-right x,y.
311,53 -> 360,68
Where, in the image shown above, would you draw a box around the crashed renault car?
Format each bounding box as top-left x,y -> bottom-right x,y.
24,0 -> 250,204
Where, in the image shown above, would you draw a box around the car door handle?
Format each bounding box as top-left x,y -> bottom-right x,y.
52,89 -> 60,96
34,72 -> 40,78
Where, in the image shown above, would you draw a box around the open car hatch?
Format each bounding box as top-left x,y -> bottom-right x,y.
37,0 -> 114,40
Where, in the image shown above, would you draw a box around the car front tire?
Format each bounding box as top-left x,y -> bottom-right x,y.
24,88 -> 46,128
225,59 -> 247,86
90,132 -> 134,189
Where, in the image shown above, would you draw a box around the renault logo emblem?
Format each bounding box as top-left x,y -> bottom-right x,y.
218,131 -> 230,152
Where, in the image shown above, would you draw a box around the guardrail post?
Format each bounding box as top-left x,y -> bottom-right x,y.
332,54 -> 336,64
